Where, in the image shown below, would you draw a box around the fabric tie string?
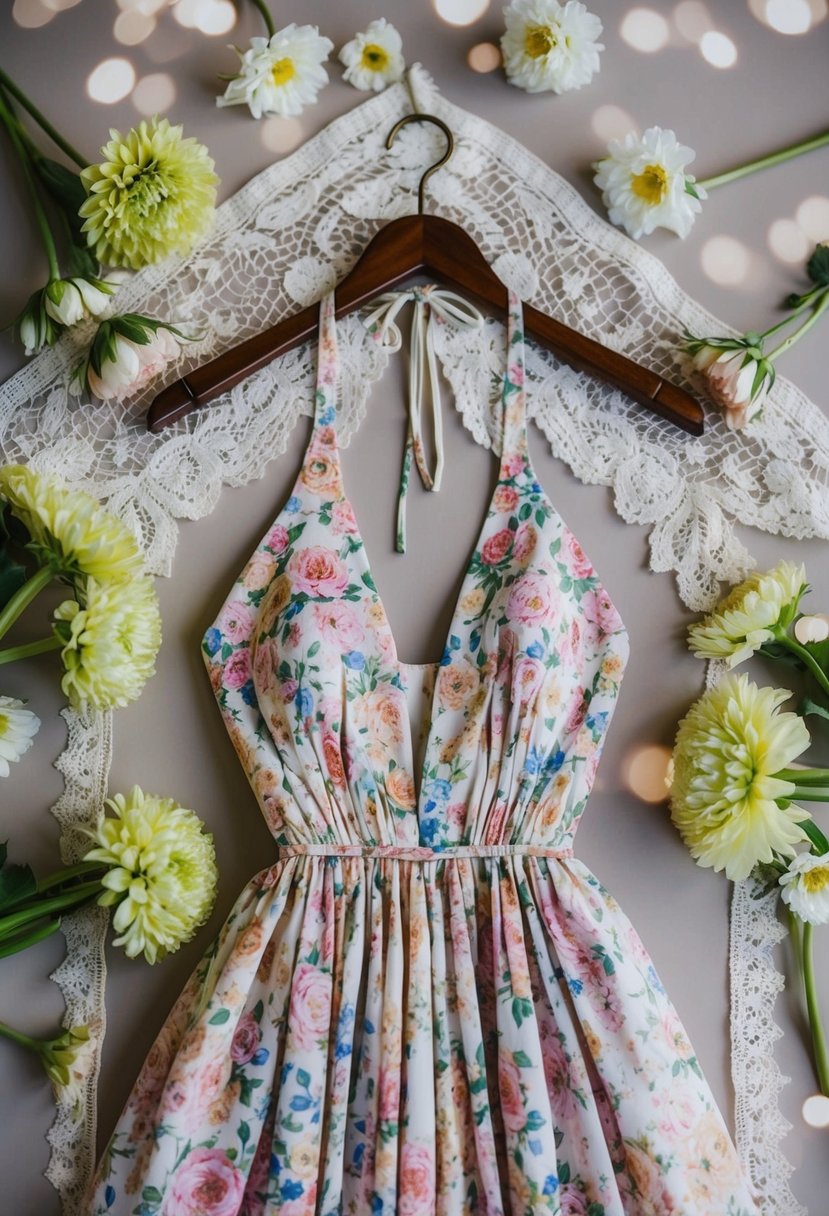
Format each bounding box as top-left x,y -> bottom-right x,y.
362,286 -> 484,553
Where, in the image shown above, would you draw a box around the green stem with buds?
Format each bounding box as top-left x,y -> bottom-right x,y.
775,632 -> 829,699
0,880 -> 101,939
0,917 -> 62,960
696,129 -> 829,192
0,69 -> 87,169
0,91 -> 61,281
0,636 -> 62,667
0,1019 -> 49,1055
249,0 -> 275,39
767,291 -> 829,362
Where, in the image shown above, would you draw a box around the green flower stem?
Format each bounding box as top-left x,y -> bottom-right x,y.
0,635 -> 62,667
249,0 -> 275,39
802,921 -> 829,1096
756,286 -> 829,342
0,68 -> 87,169
775,632 -> 829,699
0,91 -> 61,281
768,291 -> 829,362
35,860 -> 103,897
0,1018 -> 47,1056
696,129 -> 829,191
780,768 -> 829,785
0,917 -> 62,960
0,880 -> 101,940
799,819 -> 829,856
0,564 -> 55,642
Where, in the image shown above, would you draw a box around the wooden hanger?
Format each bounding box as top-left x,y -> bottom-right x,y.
147,114 -> 704,436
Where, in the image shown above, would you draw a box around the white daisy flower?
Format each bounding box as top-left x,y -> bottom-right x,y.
0,696 -> 40,777
780,852 -> 829,925
593,126 -> 705,239
339,19 -> 405,92
500,0 -> 604,95
216,23 -> 333,120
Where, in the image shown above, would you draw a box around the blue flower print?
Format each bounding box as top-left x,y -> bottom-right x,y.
543,1174 -> 559,1196
285,495 -> 302,513
526,640 -> 545,659
543,749 -> 566,776
524,747 -> 543,775
343,650 -> 365,670
203,627 -> 222,657
424,778 -> 452,802
281,1179 -> 304,1201
295,687 -> 314,717
647,964 -> 666,994
319,405 -> 336,426
240,680 -> 258,707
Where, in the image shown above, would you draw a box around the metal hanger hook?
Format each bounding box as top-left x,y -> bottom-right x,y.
385,114 -> 454,215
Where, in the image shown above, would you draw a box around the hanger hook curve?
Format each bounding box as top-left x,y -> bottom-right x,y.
385,114 -> 454,215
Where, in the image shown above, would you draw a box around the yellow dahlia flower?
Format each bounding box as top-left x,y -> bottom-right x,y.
688,561 -> 807,667
54,576 -> 161,710
0,465 -> 143,585
84,786 -> 217,964
79,118 -> 218,269
670,674 -> 810,881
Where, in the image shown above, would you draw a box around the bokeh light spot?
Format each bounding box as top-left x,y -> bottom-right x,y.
43,0 -> 83,10
625,745 -> 673,804
433,0 -> 490,27
132,72 -> 177,116
699,30 -> 738,66
796,195 -> 829,242
591,104 -> 638,143
794,615 -> 829,645
802,1094 -> 829,1128
87,57 -> 137,105
620,7 -> 671,52
194,0 -> 236,35
467,42 -> 502,72
701,236 -> 751,285
768,218 -> 811,263
260,116 -> 305,155
114,9 -> 156,44
766,0 -> 812,33
672,0 -> 714,41
12,0 -> 55,27
171,0 -> 201,28
116,0 -> 168,11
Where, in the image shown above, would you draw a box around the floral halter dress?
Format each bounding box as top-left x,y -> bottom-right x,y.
85,289 -> 758,1216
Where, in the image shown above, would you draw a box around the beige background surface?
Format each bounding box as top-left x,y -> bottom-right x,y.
1,1 -> 829,1213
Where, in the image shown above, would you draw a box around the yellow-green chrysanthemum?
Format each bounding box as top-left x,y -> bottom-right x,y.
79,117 -> 218,270
54,576 -> 161,709
84,785 -> 217,963
688,561 -> 807,667
670,673 -> 811,881
0,464 -> 143,585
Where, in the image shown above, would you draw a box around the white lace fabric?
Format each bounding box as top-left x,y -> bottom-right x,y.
0,65 -> 820,1215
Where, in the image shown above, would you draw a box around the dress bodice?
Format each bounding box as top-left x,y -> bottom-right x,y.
202,288 -> 629,858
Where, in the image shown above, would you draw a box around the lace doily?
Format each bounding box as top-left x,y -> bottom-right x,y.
0,65 -> 823,1214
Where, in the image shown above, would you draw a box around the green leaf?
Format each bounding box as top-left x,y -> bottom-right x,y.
238,1120 -> 250,1146
33,158 -> 87,246
0,843 -> 6,868
513,1049 -> 534,1068
519,502 -> 532,521
0,862 -> 37,912
800,697 -> 829,724
209,1008 -> 231,1025
0,504 -> 27,613
807,243 -> 829,287
307,640 -> 320,658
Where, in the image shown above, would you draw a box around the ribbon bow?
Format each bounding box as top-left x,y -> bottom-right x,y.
363,286 -> 484,553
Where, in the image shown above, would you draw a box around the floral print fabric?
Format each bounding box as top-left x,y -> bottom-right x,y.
85,291 -> 758,1215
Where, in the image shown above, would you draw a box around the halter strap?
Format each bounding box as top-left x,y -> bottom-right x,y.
363,286 -> 484,552
499,288 -> 529,476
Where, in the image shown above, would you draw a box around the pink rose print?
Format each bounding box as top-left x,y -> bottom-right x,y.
559,1182 -> 590,1215
266,523 -> 290,554
564,692 -> 588,735
506,572 -> 555,626
331,498 -> 359,535
218,600 -> 255,644
280,678 -> 299,703
378,1066 -> 401,1122
582,587 -> 623,641
165,1147 -> 245,1216
481,528 -> 513,565
289,961 -> 333,1051
513,522 -> 537,564
223,647 -> 251,690
564,530 -> 594,579
230,1012 -> 261,1065
493,484 -> 519,513
502,452 -> 525,478
497,1048 -> 526,1134
313,602 -> 365,651
398,1143 -> 435,1216
288,546 -> 349,598
512,655 -> 544,706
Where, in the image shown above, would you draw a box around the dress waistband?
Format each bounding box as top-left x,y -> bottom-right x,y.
277,843 -> 573,861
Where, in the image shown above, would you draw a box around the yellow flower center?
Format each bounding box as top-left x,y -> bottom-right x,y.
271,57 -> 296,86
361,43 -> 390,71
0,713 -> 8,733
803,865 -> 829,894
524,25 -> 557,58
631,163 -> 669,205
